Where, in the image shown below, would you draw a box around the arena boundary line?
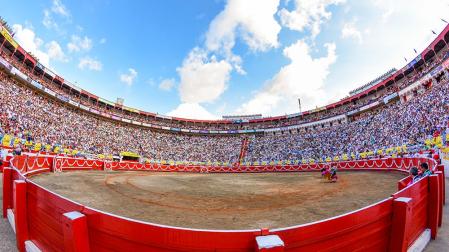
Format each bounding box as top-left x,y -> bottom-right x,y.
2,155 -> 445,252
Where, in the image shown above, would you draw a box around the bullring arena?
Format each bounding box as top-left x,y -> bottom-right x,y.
1,156 -> 447,251
1,5 -> 449,252
30,170 -> 404,229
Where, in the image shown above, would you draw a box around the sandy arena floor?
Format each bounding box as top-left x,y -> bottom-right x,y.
30,170 -> 405,230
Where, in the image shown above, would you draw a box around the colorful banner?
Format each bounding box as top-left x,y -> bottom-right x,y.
99,98 -> 115,106
123,106 -> 139,113
0,26 -> 18,48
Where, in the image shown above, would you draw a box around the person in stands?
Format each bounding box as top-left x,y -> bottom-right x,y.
408,167 -> 421,184
419,162 -> 432,177
13,145 -> 22,156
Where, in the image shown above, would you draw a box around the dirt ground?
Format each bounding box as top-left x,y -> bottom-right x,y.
30,171 -> 405,230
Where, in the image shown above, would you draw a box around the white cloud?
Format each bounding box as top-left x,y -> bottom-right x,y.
120,68 -> 138,86
168,103 -> 218,120
341,21 -> 363,43
43,9 -> 58,30
42,0 -> 71,31
177,48 -> 233,103
51,0 -> 70,17
67,35 -> 93,53
12,24 -> 69,66
279,0 -> 345,38
46,41 -> 68,62
170,0 -> 282,114
99,38 -> 107,44
238,40 -> 337,115
78,57 -> 102,71
333,0 -> 449,96
159,78 -> 176,91
206,0 -> 281,53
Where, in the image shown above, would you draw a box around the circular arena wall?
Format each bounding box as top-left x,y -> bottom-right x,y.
2,156 -> 446,252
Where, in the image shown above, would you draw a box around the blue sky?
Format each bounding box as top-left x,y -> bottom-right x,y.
2,0 -> 449,119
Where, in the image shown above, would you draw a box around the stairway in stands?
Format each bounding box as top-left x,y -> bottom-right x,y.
238,137 -> 250,165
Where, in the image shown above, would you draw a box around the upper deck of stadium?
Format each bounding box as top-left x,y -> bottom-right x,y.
0,23 -> 448,134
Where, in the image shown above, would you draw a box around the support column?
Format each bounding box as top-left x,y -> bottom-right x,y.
389,197 -> 413,252
62,211 -> 90,252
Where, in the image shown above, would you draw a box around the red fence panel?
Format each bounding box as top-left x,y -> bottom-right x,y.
1,156 -> 444,252
271,198 -> 394,251
83,207 -> 258,251
392,177 -> 429,247
26,181 -> 85,252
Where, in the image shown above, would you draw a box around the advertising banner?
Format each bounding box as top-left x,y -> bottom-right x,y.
430,65 -> 443,77
45,88 -> 56,97
383,93 -> 398,104
79,104 -> 89,111
10,67 -> 28,80
68,100 -> 79,107
31,80 -> 42,89
57,94 -> 69,102
0,56 -> 10,68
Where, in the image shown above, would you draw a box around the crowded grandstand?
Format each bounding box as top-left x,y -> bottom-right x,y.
0,22 -> 449,165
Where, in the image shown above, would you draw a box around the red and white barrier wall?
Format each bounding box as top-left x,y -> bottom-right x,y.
2,156 -> 446,252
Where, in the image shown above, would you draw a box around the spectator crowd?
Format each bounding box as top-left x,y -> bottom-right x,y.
0,44 -> 448,163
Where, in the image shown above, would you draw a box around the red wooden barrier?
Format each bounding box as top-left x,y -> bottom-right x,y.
437,165 -> 445,205
428,175 -> 440,239
393,177 -> 429,246
2,156 -> 444,252
62,211 -> 90,252
14,180 -> 28,252
389,197 -> 412,252
272,198 -> 394,251
435,171 -> 444,227
2,167 -> 12,218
